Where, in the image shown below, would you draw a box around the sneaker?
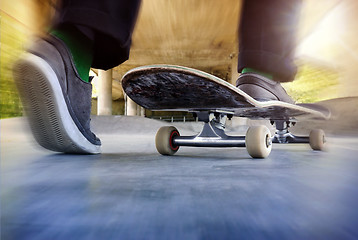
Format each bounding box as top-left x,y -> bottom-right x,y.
236,72 -> 295,104
13,35 -> 101,154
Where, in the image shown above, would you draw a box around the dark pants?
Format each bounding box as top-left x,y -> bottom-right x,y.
55,0 -> 301,82
238,0 -> 302,82
54,0 -> 142,70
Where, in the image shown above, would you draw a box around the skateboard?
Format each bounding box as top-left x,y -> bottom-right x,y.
122,65 -> 331,158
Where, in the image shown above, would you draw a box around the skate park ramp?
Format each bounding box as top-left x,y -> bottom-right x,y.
2,97 -> 358,239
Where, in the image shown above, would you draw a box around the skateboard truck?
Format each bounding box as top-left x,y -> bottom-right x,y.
155,116 -> 325,159
271,120 -> 326,150
272,120 -> 309,144
155,111 -> 272,158
173,111 -> 246,148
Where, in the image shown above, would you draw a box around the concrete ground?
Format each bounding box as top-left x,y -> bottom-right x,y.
1,116 -> 358,240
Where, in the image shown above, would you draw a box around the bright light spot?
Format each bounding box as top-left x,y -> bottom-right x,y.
90,70 -> 99,98
296,3 -> 347,63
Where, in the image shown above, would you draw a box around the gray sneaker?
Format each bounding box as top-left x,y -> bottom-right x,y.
236,73 -> 295,104
13,35 -> 101,154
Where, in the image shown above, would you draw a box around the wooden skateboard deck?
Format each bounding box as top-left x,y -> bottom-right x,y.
122,65 -> 330,121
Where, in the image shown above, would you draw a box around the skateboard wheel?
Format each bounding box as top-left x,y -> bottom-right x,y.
309,129 -> 325,151
245,126 -> 272,158
155,126 -> 180,155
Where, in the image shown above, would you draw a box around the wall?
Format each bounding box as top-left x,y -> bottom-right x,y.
0,0 -> 55,118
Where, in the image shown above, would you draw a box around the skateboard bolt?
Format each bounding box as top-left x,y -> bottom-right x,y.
266,135 -> 272,147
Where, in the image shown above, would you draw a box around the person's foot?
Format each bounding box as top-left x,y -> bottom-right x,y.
236,72 -> 295,104
13,35 -> 101,154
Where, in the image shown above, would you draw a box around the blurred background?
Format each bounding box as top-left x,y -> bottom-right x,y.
1,0 -> 357,118
3,2 -> 358,238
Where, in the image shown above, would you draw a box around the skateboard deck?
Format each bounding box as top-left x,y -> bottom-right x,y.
122,65 -> 330,158
122,65 -> 331,121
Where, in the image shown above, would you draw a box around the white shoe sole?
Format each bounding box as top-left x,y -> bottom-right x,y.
13,53 -> 101,154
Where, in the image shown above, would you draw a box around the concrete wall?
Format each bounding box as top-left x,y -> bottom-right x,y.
0,0 -> 56,118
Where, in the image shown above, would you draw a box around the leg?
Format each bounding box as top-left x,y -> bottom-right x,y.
236,0 -> 302,103
13,0 -> 142,154
53,0 -> 142,70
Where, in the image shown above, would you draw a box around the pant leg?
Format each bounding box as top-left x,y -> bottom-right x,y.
54,0 -> 142,70
238,0 -> 302,82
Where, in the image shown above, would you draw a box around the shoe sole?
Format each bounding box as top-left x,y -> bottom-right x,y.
13,53 -> 101,154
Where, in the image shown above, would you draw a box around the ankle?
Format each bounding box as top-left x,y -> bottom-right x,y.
50,25 -> 94,82
241,67 -> 274,80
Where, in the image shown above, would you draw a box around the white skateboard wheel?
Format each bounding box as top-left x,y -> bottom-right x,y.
245,126 -> 272,158
309,129 -> 325,151
155,126 -> 180,155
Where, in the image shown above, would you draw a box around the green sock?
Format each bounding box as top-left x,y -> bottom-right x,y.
51,26 -> 93,82
241,67 -> 274,80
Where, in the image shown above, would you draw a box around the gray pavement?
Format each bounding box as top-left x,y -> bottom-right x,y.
1,116 -> 358,240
